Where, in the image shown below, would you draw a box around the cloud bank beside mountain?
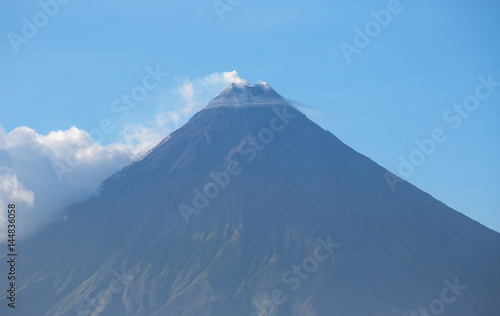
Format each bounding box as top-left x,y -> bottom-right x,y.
0,71 -> 248,243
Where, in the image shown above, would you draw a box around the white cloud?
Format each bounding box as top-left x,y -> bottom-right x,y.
0,168 -> 35,243
177,79 -> 197,116
120,121 -> 167,156
0,125 -> 135,242
0,70 -> 248,242
0,168 -> 34,206
170,70 -> 248,118
200,70 -> 248,87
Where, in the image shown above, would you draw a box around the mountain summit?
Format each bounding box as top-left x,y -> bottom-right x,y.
205,82 -> 287,108
2,83 -> 500,316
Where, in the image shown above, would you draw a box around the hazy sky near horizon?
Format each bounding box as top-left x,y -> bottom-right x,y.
0,0 -> 499,237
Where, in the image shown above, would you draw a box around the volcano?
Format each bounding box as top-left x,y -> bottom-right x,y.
1,83 -> 499,316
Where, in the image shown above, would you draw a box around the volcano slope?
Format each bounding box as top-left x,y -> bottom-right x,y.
1,83 -> 499,316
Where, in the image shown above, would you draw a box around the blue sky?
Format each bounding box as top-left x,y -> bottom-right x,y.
0,0 -> 499,235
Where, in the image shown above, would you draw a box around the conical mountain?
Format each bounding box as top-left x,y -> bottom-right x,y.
1,83 -> 499,315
